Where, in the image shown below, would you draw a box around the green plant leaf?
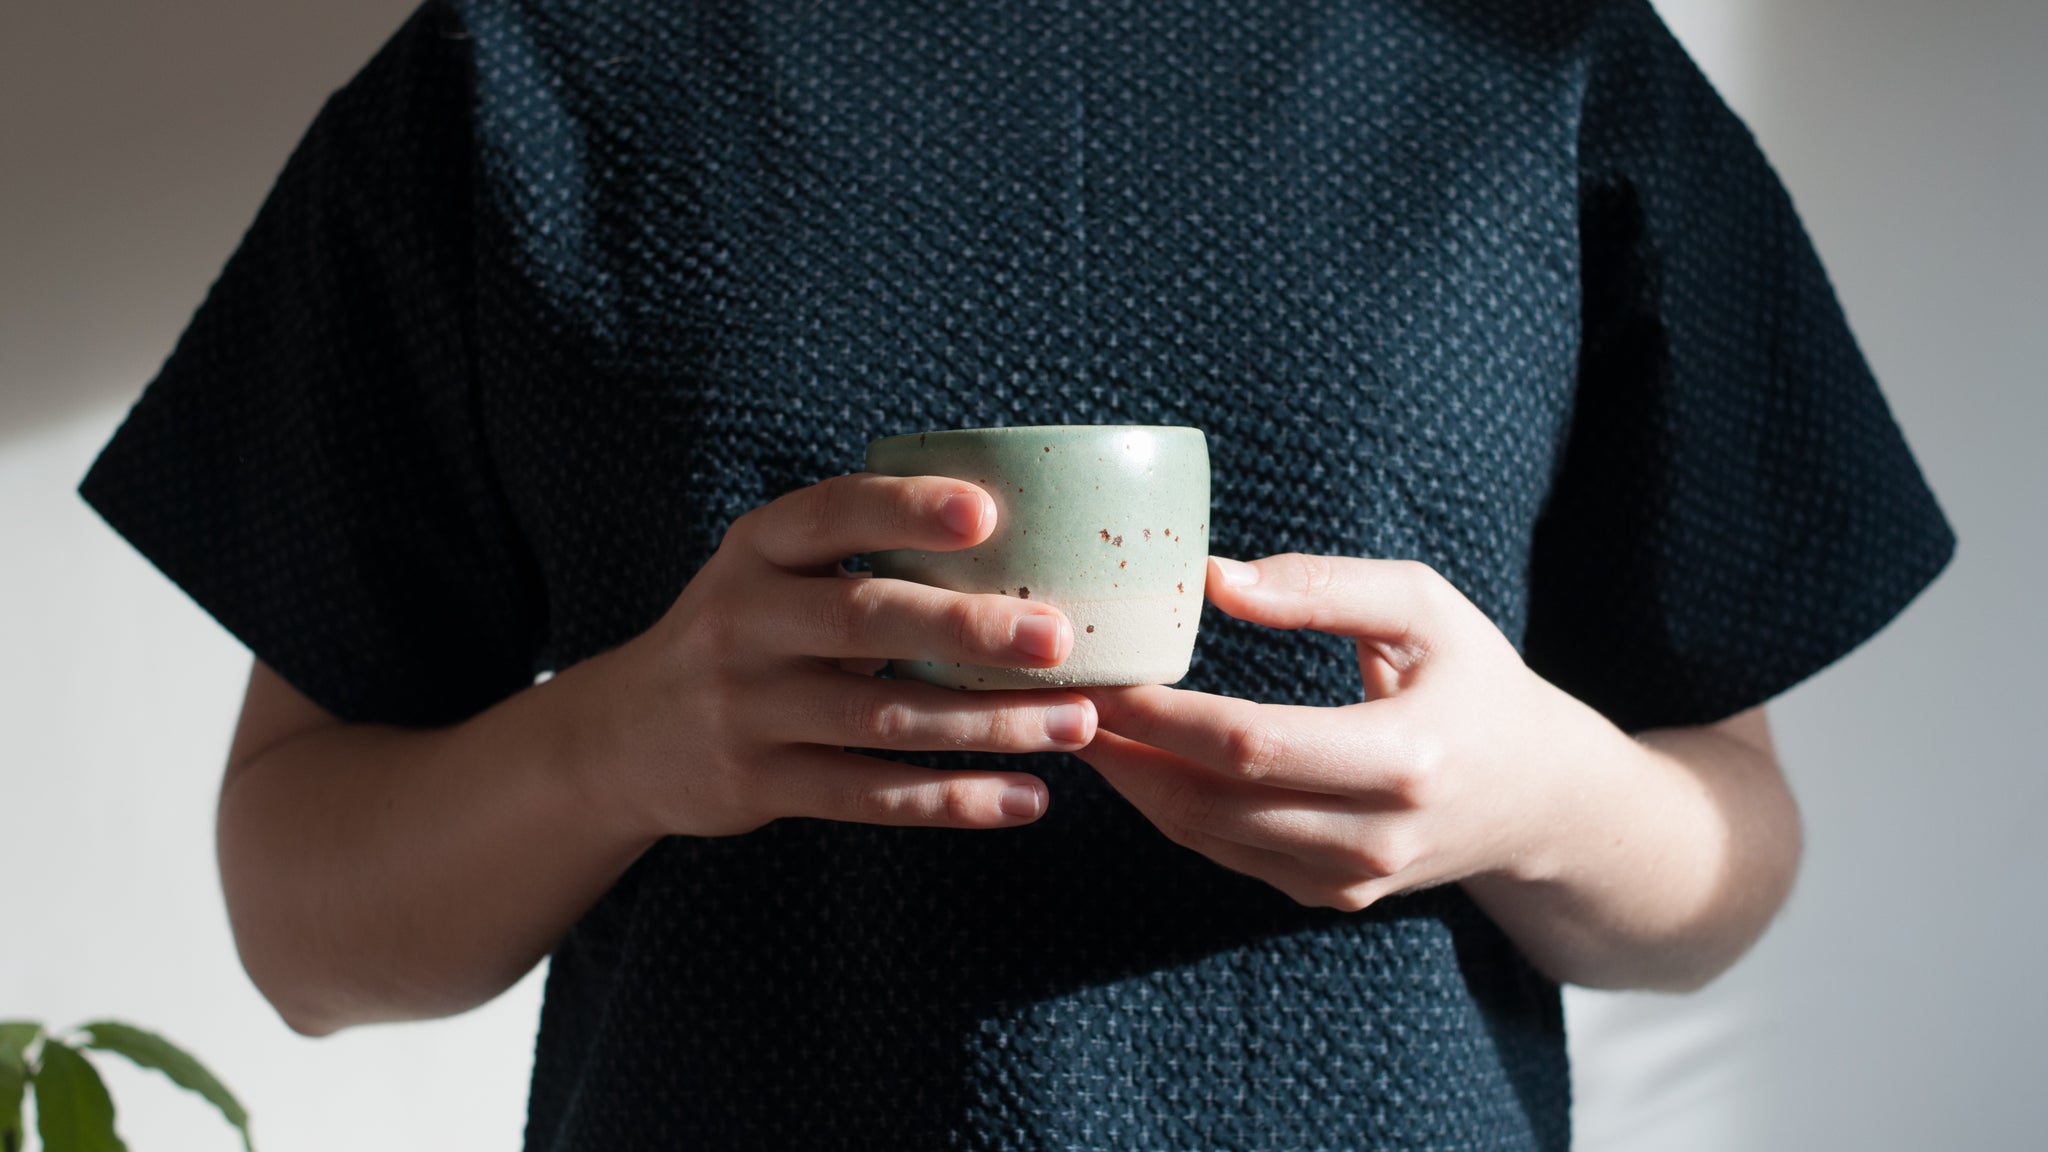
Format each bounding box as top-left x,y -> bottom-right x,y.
0,1062 -> 22,1152
77,1022 -> 253,1152
0,1026 -> 41,1152
0,1023 -> 38,1073
32,1039 -> 126,1152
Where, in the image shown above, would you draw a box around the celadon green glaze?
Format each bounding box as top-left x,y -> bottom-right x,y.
865,425 -> 1211,688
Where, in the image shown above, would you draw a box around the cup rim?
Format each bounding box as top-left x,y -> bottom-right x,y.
867,424 -> 1207,452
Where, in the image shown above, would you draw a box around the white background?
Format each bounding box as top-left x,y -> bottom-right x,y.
3,1 -> 2042,1148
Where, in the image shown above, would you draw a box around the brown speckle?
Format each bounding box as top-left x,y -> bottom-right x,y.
1143,529 -> 1152,540
1199,523 -> 1206,532
1177,622 -> 1183,628
1177,582 -> 1185,593
1099,529 -> 1111,542
1119,559 -> 1127,569
1018,587 -> 1031,599
1017,486 -> 1025,493
1085,625 -> 1095,633
1112,535 -> 1124,547
1043,445 -> 1051,452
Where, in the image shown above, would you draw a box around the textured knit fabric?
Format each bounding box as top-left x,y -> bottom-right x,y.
80,1 -> 1954,1149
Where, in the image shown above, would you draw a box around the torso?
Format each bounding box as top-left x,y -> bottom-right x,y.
459,2 -> 1596,1146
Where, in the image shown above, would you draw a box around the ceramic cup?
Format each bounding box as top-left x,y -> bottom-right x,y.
865,424 -> 1211,689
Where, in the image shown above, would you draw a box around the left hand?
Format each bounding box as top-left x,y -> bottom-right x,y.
1077,553 -> 1604,912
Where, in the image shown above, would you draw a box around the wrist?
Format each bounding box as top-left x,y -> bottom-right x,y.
527,638 -> 672,850
1482,672 -> 1645,888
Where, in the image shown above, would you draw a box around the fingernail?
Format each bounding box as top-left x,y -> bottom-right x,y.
1212,556 -> 1258,587
999,783 -> 1045,821
1043,702 -> 1092,745
939,492 -> 988,538
1013,614 -> 1066,662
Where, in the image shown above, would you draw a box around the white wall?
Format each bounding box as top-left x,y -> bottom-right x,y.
2,1 -> 2040,1150
0,3 -> 544,1150
1569,2 -> 2048,1150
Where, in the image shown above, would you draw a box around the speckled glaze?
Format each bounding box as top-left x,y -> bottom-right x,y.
866,425 -> 1211,689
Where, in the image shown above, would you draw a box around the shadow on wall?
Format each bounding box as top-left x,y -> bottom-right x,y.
0,0 -> 419,445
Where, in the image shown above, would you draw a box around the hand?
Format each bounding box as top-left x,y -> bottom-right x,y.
1076,554 -> 1603,912
587,474 -> 1098,839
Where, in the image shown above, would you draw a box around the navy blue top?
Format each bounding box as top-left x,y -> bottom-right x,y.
81,1 -> 1953,1148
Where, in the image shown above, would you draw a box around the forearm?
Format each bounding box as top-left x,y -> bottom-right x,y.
1461,695 -> 1801,992
217,476 -> 1096,1036
217,655 -> 654,1036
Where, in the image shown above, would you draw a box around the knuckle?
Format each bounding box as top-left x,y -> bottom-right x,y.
696,677 -> 743,740
802,479 -> 849,546
872,702 -> 915,744
845,694 -> 914,744
678,604 -> 744,668
1393,735 -> 1446,808
1280,883 -> 1324,910
939,780 -> 980,825
1297,553 -> 1337,598
805,591 -> 856,650
1402,559 -> 1459,614
843,780 -> 896,824
1395,558 -> 1441,592
1323,884 -> 1377,914
852,780 -> 975,827
1222,720 -> 1287,782
939,595 -> 992,658
978,705 -> 1026,750
1352,831 -> 1418,880
725,504 -> 767,548
719,512 -> 753,558
802,475 -> 843,532
1374,711 -> 1442,809
831,577 -> 887,648
897,479 -> 944,537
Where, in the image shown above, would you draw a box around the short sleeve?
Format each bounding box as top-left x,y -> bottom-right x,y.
1522,0 -> 1956,733
79,1 -> 546,728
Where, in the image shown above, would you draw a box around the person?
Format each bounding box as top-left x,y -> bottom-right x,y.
79,0 -> 1954,1148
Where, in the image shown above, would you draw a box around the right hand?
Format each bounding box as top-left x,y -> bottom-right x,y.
585,473 -> 1093,838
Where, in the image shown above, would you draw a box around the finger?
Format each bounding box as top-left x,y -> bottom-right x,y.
1205,554 -> 1464,659
750,570 -> 1073,667
757,669 -> 1096,752
1078,729 -> 1398,865
1082,733 -> 1406,911
739,474 -> 995,571
1082,684 -> 1398,794
1079,731 -> 1332,901
771,746 -> 1049,829
832,569 -> 891,674
1074,727 -> 1253,838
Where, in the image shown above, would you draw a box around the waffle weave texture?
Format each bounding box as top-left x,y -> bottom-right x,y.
82,1 -> 1954,1148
